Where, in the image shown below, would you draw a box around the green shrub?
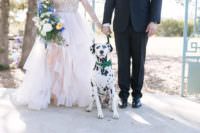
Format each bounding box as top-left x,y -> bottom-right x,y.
156,19 -> 193,37
0,65 -> 9,71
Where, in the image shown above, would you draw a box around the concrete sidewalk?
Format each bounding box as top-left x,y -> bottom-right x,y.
0,88 -> 200,133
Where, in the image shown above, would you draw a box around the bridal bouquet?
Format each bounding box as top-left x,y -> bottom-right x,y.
33,0 -> 66,48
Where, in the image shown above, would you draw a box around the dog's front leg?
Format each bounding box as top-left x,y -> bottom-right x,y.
111,87 -> 119,119
94,86 -> 104,119
86,86 -> 95,112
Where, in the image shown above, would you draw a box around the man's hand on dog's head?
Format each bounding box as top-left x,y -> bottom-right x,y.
102,26 -> 111,36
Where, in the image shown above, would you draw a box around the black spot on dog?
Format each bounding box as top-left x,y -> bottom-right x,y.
90,43 -> 96,54
97,56 -> 100,62
107,43 -> 113,52
91,82 -> 94,87
97,56 -> 107,63
93,65 -> 99,71
101,69 -> 109,76
104,87 -> 109,91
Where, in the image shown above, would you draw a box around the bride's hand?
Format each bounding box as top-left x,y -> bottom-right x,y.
101,26 -> 111,36
96,22 -> 103,31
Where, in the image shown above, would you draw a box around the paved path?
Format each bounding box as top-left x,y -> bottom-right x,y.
0,88 -> 200,133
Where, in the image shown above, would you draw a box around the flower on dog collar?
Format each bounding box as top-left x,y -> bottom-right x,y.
96,60 -> 112,68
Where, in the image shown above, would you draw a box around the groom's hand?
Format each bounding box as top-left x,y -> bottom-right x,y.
146,22 -> 158,37
102,26 -> 111,36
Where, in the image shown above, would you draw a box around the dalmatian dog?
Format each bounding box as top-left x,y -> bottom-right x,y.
86,42 -> 119,119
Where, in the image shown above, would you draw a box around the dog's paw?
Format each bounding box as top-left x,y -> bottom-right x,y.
86,107 -> 92,112
97,112 -> 104,119
113,112 -> 119,119
109,107 -> 113,112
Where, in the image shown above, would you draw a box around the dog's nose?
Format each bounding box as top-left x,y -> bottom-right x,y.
100,50 -> 104,54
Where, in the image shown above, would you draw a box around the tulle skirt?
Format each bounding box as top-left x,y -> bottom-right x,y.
14,12 -> 94,110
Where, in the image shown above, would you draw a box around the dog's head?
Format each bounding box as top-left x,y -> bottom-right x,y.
90,43 -> 113,59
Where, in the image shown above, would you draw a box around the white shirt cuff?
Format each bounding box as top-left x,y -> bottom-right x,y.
103,23 -> 110,27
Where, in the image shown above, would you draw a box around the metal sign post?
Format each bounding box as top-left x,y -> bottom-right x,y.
181,0 -> 189,97
181,0 -> 200,96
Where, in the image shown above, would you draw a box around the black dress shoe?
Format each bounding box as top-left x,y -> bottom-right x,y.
132,98 -> 142,108
119,100 -> 128,109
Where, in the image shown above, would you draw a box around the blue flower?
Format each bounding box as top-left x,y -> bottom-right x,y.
51,14 -> 56,18
59,27 -> 65,32
39,11 -> 42,17
48,4 -> 54,12
38,4 -> 43,16
39,4 -> 43,10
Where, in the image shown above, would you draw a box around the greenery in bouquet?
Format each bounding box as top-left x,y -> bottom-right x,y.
33,0 -> 66,48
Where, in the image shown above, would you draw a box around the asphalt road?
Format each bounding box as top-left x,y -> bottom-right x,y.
0,88 -> 200,133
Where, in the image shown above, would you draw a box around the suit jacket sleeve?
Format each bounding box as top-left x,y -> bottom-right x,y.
103,0 -> 115,24
150,0 -> 162,24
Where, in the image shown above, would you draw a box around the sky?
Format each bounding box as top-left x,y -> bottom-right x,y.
161,0 -> 198,20
93,0 -> 197,21
162,0 -> 185,19
16,0 -> 198,21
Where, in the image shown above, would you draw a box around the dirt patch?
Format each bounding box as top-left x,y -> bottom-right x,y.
0,37 -> 197,97
0,69 -> 24,88
0,54 -> 182,96
144,55 -> 182,95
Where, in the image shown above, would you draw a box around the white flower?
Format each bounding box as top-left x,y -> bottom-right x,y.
43,23 -> 53,33
43,0 -> 49,4
32,16 -> 39,23
32,17 -> 42,29
36,24 -> 42,31
43,4 -> 47,8
42,18 -> 49,24
51,21 -> 56,25
41,30 -> 46,36
39,20 -> 44,25
41,12 -> 52,18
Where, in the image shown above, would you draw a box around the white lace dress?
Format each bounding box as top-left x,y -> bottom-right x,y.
14,0 -> 101,110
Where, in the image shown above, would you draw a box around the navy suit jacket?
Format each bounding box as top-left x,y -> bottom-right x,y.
103,0 -> 162,32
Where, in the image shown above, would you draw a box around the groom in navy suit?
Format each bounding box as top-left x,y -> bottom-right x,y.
102,0 -> 162,108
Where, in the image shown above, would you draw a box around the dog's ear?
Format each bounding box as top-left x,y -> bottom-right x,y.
90,43 -> 96,54
107,43 -> 113,53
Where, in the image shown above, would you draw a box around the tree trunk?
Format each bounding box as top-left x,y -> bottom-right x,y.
19,0 -> 37,68
0,0 -> 9,69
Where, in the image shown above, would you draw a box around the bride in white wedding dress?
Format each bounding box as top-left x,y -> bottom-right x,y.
14,0 -> 102,110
